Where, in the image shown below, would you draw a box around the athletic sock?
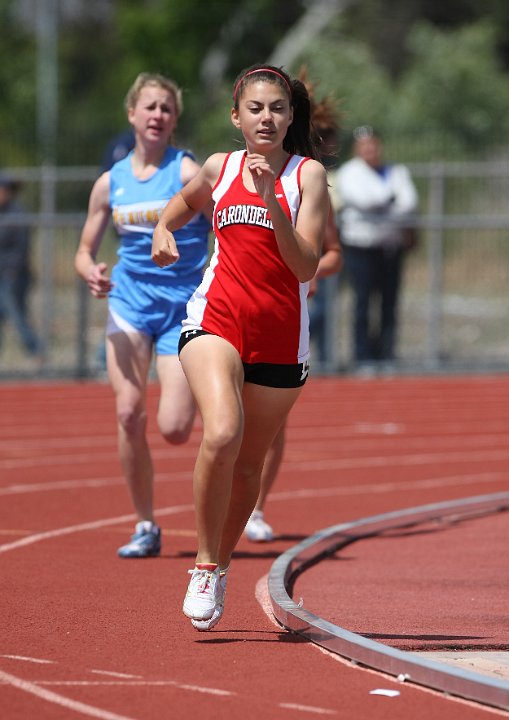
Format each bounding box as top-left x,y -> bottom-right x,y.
195,563 -> 218,571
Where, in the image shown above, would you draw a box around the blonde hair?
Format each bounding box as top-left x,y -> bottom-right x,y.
124,72 -> 183,117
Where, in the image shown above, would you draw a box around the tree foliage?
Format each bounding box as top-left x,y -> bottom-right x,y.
396,22 -> 509,156
2,0 -> 509,167
291,16 -> 509,160
0,0 -> 37,164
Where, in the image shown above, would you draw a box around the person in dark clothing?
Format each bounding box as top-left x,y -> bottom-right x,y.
0,174 -> 42,358
101,129 -> 135,172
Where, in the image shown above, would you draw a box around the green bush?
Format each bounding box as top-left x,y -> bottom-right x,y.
295,19 -> 509,162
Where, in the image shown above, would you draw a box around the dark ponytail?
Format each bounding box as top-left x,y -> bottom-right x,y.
297,65 -> 341,168
284,78 -> 320,160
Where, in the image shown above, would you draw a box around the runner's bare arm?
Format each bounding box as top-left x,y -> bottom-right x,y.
74,173 -> 114,298
152,153 -> 225,267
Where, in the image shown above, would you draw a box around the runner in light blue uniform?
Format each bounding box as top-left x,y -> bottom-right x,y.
109,146 -> 209,354
75,73 -> 210,559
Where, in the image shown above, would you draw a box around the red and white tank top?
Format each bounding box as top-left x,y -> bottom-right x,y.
182,150 -> 311,364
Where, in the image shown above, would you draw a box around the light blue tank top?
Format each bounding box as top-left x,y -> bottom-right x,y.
109,146 -> 209,277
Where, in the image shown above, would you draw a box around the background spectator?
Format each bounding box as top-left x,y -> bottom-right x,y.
0,173 -> 42,363
335,126 -> 418,370
101,129 -> 135,172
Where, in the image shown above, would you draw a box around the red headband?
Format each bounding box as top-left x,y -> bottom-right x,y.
233,68 -> 292,102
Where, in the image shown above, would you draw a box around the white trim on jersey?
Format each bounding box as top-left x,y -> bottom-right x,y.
182,150 -> 311,364
212,151 -> 243,205
181,237 -> 220,334
280,154 -> 305,226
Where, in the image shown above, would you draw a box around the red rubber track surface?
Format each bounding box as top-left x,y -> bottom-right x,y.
1,375 -> 508,719
295,509 -> 509,651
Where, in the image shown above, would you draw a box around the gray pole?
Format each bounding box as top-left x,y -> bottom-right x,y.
36,0 -> 58,367
427,165 -> 445,368
37,0 -> 58,164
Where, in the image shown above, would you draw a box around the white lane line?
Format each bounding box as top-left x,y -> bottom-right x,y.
0,515 -> 136,554
0,446 -> 196,471
176,683 -> 233,696
0,471 -> 504,555
279,702 -> 337,715
35,681 -> 233,695
0,504 -> 194,555
282,448 -> 509,472
2,421 -> 505,453
0,655 -> 55,664
1,461 -> 505,501
0,471 -> 190,496
34,682 -> 145,687
0,430 -> 199,452
0,668 -> 137,720
0,477 -> 125,495
268,471 -> 506,503
2,440 -> 508,474
89,670 -> 142,679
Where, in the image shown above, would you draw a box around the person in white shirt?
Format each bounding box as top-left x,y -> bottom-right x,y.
335,126 -> 418,367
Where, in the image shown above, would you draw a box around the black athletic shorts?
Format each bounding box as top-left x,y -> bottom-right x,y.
178,329 -> 310,389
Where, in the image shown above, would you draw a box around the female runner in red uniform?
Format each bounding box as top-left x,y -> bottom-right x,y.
244,67 -> 343,543
152,64 -> 329,630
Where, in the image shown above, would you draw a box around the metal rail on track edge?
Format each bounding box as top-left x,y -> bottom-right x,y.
268,492 -> 509,712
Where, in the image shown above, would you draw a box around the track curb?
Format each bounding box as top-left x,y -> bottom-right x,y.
268,492 -> 509,712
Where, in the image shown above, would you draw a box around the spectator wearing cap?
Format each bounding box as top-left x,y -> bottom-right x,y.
333,126 -> 419,369
0,173 -> 42,361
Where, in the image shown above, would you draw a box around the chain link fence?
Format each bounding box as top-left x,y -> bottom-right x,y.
0,162 -> 508,381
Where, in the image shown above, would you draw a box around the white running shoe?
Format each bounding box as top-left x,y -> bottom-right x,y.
244,510 -> 274,542
191,568 -> 229,632
183,565 -> 221,621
